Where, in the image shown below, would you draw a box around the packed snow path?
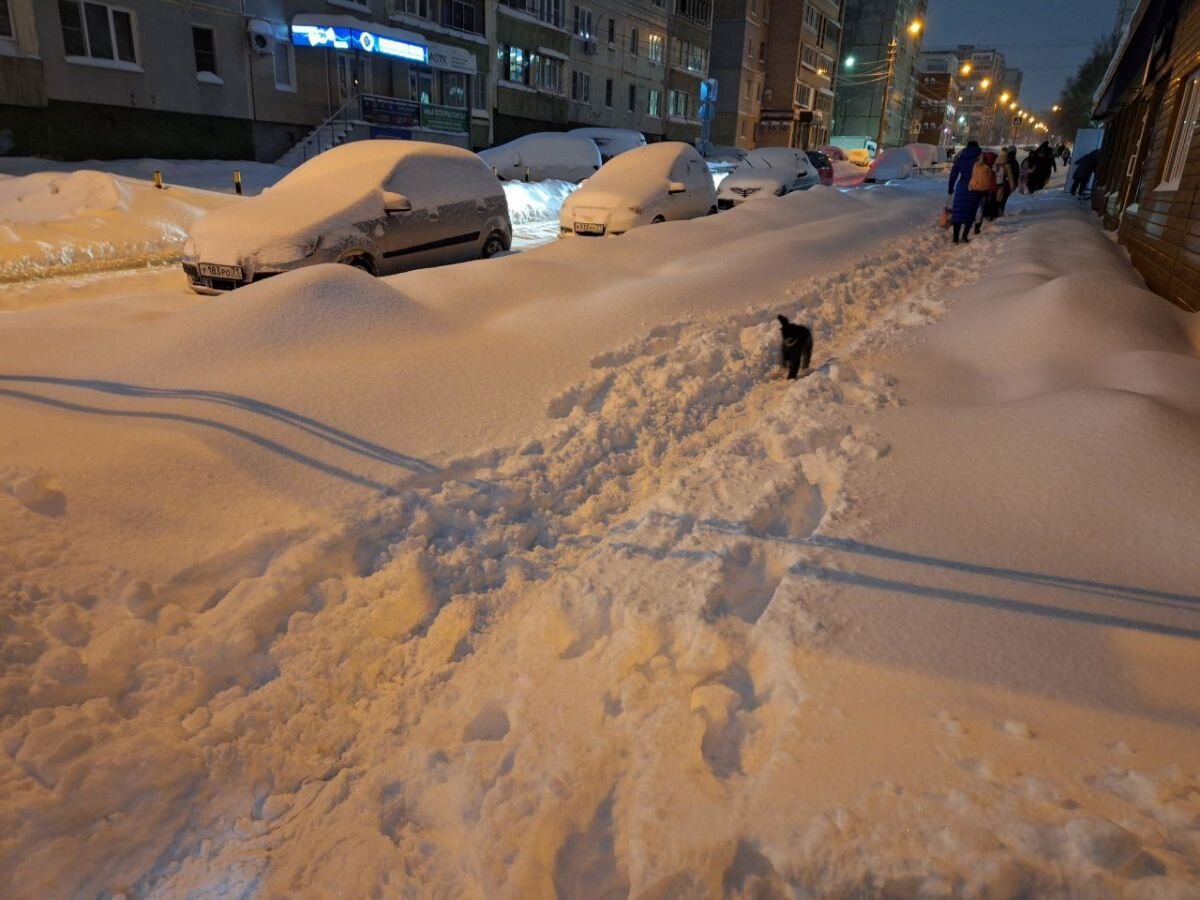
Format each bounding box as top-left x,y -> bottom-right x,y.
2,183 -> 1199,897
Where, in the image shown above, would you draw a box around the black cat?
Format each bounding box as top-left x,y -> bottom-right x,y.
777,315 -> 813,380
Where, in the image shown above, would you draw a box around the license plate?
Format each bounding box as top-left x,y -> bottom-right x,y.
198,262 -> 244,280
574,222 -> 605,235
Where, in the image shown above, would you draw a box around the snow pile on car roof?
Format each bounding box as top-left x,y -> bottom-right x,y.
0,170 -> 233,280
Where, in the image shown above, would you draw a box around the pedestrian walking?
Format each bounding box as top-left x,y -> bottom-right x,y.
995,148 -> 1016,215
1028,141 -> 1057,193
974,150 -> 1000,233
947,140 -> 985,244
1070,149 -> 1100,197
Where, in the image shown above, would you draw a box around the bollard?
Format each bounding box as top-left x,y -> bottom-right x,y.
233,169 -> 243,195
153,170 -> 163,189
524,166 -> 530,182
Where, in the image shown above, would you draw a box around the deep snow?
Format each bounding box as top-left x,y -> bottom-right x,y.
1,175 -> 1198,898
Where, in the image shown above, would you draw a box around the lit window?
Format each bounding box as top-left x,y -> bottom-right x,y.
648,88 -> 660,117
573,5 -> 592,38
647,33 -> 663,64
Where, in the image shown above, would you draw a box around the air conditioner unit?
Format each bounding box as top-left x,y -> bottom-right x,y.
247,19 -> 277,56
582,38 -> 598,54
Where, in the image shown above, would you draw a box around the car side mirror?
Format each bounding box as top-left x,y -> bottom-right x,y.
667,181 -> 686,194
383,191 -> 412,213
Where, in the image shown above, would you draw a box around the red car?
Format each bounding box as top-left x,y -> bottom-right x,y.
806,150 -> 834,187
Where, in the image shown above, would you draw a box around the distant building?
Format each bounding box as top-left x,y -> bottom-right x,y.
709,0 -> 770,148
1092,0 -> 1200,312
759,0 -> 841,149
912,51 -> 958,147
666,0 -> 716,142
834,0 -> 928,147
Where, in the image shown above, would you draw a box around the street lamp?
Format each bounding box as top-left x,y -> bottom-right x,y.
844,55 -> 856,68
875,20 -> 924,148
1052,105 -> 1061,112
980,78 -> 991,90
960,62 -> 972,76
999,92 -> 1010,104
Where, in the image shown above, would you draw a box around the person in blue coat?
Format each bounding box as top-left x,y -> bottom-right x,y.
947,140 -> 983,244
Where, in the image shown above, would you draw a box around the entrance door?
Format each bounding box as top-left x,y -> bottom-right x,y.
337,53 -> 369,104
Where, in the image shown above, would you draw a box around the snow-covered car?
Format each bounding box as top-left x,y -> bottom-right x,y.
478,133 -> 602,183
558,142 -> 717,237
864,146 -> 920,183
806,150 -> 834,187
567,127 -> 648,162
183,141 -> 511,293
716,147 -> 819,209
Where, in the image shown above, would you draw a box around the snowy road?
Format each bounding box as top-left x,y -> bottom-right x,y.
1,179 -> 1199,897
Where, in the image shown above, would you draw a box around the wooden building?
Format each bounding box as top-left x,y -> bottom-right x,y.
1092,0 -> 1200,312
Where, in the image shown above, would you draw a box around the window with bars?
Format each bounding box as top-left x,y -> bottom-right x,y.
59,1 -> 137,64
192,26 -> 216,75
1158,69 -> 1200,192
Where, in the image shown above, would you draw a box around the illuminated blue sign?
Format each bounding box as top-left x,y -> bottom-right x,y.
292,24 -> 427,64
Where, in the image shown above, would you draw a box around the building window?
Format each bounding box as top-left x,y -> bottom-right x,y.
474,73 -> 488,110
743,79 -> 749,100
445,0 -> 476,33
1,0 -> 13,38
648,87 -> 660,117
500,44 -> 563,94
800,43 -> 819,72
411,67 -> 433,103
674,0 -> 711,27
571,69 -> 590,102
629,83 -> 636,112
795,82 -> 813,108
393,0 -> 432,18
759,41 -> 765,61
505,45 -> 528,83
647,33 -> 663,64
803,4 -> 821,33
442,71 -> 467,107
573,5 -> 592,38
1159,69 -> 1200,191
499,0 -> 563,28
273,39 -> 295,91
192,25 -> 216,76
59,1 -> 138,64
607,17 -> 614,44
629,26 -> 639,56
670,36 -> 707,73
669,88 -> 689,118
746,38 -> 752,59
605,77 -> 613,107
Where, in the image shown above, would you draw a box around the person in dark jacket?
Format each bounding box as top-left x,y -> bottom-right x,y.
1029,141 -> 1057,192
947,140 -> 984,244
1070,149 -> 1100,196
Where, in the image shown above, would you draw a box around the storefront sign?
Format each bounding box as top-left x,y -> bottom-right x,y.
420,103 -> 469,133
427,43 -> 476,75
292,24 -> 427,64
360,94 -> 421,128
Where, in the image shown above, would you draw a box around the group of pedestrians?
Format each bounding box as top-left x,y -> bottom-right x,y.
945,140 -> 1070,244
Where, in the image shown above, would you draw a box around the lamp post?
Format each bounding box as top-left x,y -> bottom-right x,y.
875,19 -> 923,149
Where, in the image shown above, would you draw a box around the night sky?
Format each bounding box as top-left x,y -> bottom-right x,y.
923,0 -> 1120,113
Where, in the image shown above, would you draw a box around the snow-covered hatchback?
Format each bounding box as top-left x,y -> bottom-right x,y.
183,141 -> 511,293
716,148 -> 820,210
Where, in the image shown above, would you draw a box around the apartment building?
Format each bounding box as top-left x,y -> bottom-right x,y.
0,0 -> 488,160
709,0 -> 769,149
0,0 -> 711,162
752,0 -> 840,149
834,0 -> 927,146
494,0 -> 673,142
912,50 -> 957,147
953,45 -> 1009,146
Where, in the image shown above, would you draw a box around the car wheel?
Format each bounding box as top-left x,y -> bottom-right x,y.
481,231 -> 507,259
342,254 -> 376,276
651,215 -> 666,224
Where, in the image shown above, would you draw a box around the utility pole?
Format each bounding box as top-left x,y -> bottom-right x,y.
875,37 -> 898,148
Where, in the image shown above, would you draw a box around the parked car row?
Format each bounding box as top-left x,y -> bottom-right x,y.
182,130 -> 833,294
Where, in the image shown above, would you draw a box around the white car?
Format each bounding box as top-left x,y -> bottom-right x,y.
479,133 -> 602,183
183,141 -> 511,293
558,142 -> 717,237
568,127 -> 648,162
716,147 -> 820,209
864,146 -> 920,183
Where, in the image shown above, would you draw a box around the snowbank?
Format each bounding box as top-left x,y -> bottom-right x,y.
1,182 -> 1198,897
0,170 -> 235,280
0,157 -> 285,196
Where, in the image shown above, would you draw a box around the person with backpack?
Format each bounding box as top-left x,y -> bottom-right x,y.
947,140 -> 985,244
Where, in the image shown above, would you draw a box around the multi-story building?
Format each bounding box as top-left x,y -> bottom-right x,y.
709,0 -> 769,149
0,0 -> 712,161
912,50 -> 957,147
756,0 -> 841,149
833,0 -> 927,146
953,45 -> 1008,145
1,0 -> 489,160
666,0 -> 715,141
